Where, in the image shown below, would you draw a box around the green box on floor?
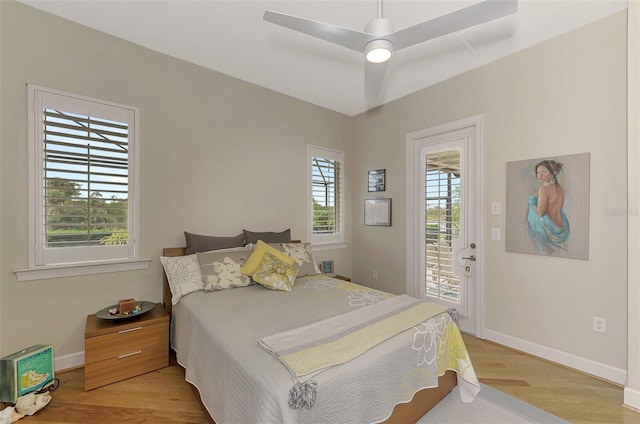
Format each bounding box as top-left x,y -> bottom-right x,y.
0,344 -> 54,403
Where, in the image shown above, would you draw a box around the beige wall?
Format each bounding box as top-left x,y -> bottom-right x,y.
352,11 -> 628,378
0,1 -> 353,359
1,1 -> 636,397
626,0 -> 640,410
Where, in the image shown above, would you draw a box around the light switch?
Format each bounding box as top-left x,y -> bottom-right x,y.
491,228 -> 501,240
491,201 -> 501,215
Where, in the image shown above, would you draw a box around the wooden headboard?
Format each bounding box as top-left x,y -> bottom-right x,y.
162,247 -> 187,316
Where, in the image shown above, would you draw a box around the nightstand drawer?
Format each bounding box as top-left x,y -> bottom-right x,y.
84,344 -> 168,390
85,321 -> 168,364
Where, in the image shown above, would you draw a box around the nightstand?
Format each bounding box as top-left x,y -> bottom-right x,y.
84,303 -> 169,390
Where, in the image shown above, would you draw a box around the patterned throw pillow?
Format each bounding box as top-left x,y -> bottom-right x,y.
241,240 -> 295,277
252,252 -> 299,291
197,250 -> 252,291
277,243 -> 320,277
160,254 -> 205,305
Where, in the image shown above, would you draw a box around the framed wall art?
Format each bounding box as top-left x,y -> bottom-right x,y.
368,169 -> 386,192
505,152 -> 590,259
364,198 -> 392,226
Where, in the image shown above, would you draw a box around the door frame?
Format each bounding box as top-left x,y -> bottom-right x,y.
405,115 -> 485,337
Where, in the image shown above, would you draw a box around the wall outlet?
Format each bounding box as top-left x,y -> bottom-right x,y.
593,316 -> 606,333
491,201 -> 501,215
372,270 -> 378,280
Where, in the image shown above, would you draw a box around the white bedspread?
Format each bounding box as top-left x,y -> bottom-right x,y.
171,275 -> 480,424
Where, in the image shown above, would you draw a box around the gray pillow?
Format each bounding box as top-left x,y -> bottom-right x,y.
243,229 -> 291,245
270,242 -> 320,277
184,232 -> 245,254
196,249 -> 252,291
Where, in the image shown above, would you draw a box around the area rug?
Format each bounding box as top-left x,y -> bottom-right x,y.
418,384 -> 569,423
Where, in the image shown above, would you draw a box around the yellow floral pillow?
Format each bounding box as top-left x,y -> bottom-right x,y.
241,240 -> 295,277
252,252 -> 299,291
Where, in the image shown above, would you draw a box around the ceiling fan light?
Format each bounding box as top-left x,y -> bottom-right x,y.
365,39 -> 393,63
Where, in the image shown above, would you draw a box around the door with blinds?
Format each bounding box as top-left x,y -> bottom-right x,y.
406,121 -> 480,335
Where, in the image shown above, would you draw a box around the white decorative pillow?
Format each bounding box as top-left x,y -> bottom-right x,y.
161,254 -> 205,305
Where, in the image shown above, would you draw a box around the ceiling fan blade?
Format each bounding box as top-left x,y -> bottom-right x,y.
365,60 -> 389,102
389,0 -> 518,51
264,10 -> 372,52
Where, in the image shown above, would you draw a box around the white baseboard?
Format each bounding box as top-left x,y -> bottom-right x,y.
482,329 -> 626,385
624,387 -> 640,410
54,351 -> 84,372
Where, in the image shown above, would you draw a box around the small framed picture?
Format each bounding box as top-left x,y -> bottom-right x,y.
364,198 -> 392,226
368,169 -> 386,192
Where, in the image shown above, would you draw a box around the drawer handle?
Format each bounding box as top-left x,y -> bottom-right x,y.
118,350 -> 142,359
118,326 -> 142,334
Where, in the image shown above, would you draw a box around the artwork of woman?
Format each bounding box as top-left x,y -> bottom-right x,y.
526,160 -> 570,254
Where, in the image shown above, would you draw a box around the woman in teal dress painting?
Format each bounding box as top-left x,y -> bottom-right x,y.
527,160 -> 570,254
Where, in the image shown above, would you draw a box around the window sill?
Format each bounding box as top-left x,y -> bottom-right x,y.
311,242 -> 348,251
14,258 -> 151,282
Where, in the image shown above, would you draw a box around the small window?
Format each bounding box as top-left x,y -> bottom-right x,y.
27,85 -> 140,268
308,146 -> 345,246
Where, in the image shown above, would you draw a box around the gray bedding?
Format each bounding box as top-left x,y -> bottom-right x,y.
171,275 -> 479,424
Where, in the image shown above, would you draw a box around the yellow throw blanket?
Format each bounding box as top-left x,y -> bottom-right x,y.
258,295 -> 448,378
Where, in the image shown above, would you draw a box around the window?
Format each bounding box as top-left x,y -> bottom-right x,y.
308,146 -> 345,246
424,149 -> 461,302
21,85 -> 146,280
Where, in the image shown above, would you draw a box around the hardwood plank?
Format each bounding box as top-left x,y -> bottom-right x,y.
18,336 -> 640,424
25,355 -> 210,424
479,378 -> 530,387
462,334 -> 640,424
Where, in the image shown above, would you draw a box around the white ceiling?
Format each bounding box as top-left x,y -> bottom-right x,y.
19,0 -> 627,116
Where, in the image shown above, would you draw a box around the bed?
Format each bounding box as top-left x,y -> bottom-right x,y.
161,241 -> 480,424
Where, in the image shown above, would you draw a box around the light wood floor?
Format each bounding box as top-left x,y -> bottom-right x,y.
461,334 -> 639,424
16,334 -> 640,424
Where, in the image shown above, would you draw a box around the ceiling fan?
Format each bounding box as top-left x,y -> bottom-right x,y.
264,0 -> 518,102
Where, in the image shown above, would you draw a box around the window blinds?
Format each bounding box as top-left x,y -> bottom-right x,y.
424,149 -> 461,302
311,156 -> 342,235
43,109 -> 129,247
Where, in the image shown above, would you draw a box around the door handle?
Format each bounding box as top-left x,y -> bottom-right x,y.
462,255 -> 476,261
